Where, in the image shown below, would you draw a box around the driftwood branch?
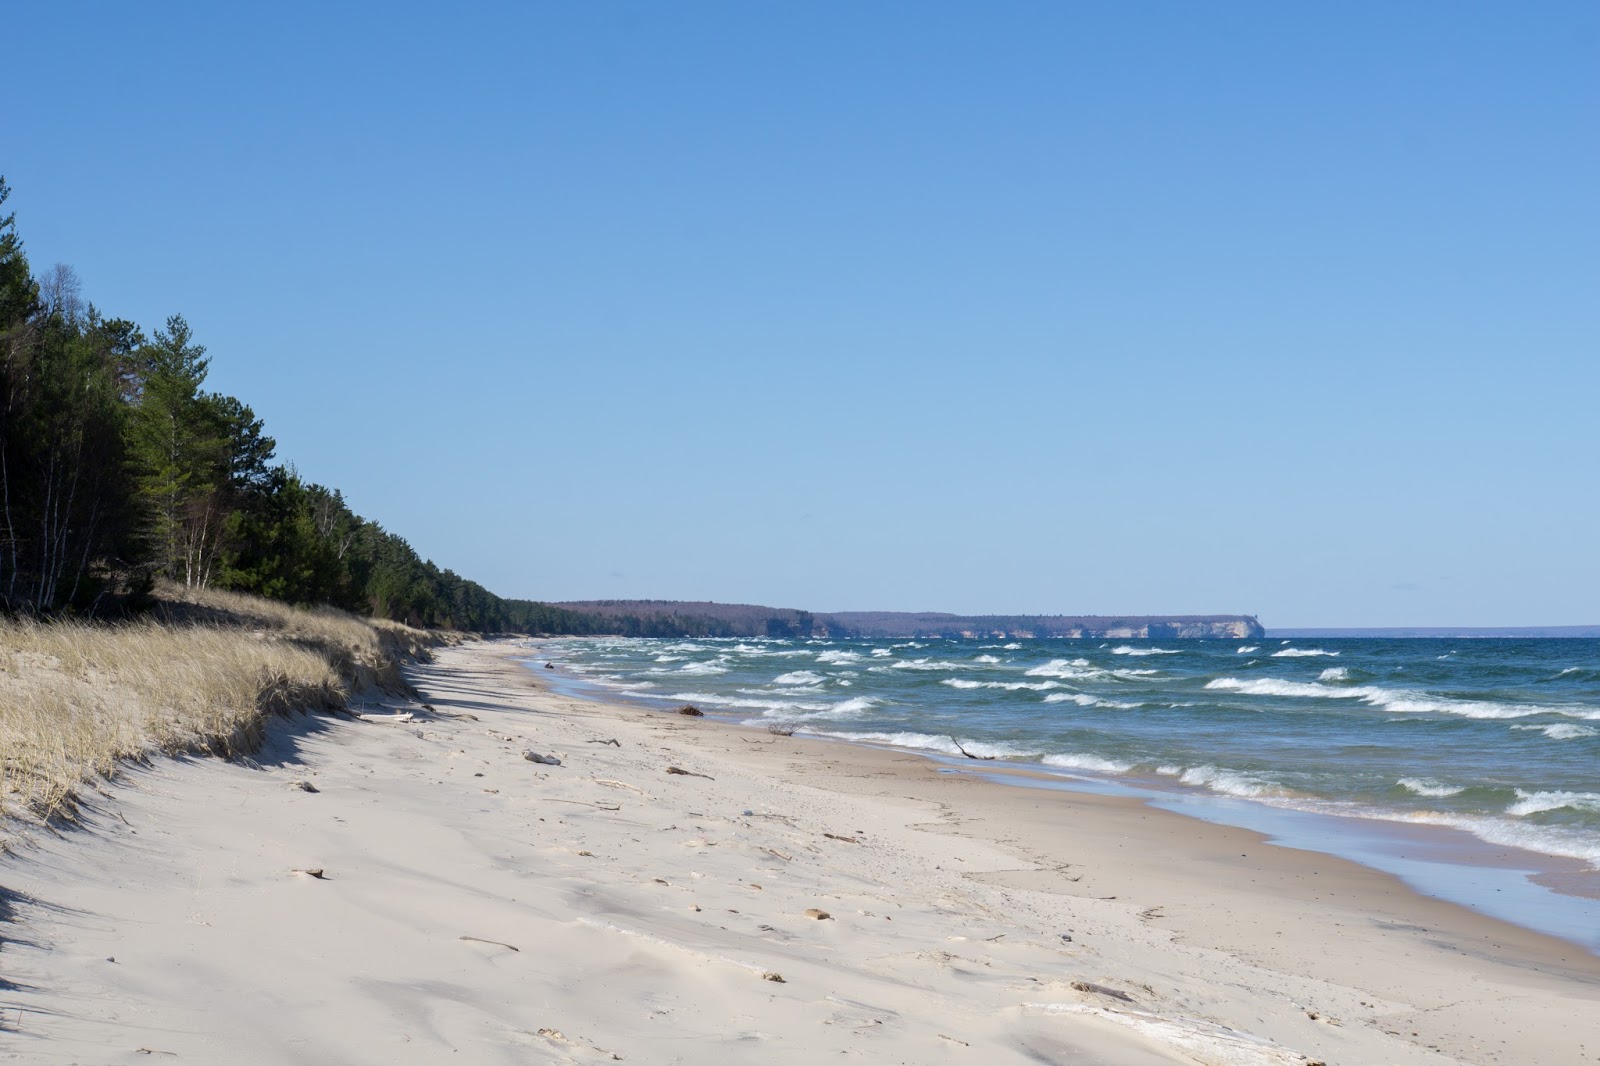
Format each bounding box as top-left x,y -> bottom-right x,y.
950,736 -> 995,760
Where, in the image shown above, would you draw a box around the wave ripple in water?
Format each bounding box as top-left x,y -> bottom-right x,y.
541,635 -> 1600,872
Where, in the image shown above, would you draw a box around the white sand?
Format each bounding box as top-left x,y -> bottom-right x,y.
2,640 -> 1596,1064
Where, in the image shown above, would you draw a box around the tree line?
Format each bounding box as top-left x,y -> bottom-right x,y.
0,176 -> 607,633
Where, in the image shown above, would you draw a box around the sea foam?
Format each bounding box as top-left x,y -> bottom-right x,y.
1204,676 -> 1600,721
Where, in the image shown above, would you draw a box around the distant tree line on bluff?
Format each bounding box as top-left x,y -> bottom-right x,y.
556,602 -> 1264,640
0,177 -> 600,632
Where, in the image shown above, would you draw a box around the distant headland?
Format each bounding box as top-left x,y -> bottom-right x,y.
555,601 -> 1264,641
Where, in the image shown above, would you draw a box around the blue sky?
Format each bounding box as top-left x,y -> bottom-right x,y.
7,2 -> 1596,626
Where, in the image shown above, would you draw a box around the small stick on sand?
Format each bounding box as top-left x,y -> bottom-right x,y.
823,833 -> 858,844
950,736 -> 995,760
665,766 -> 713,779
1071,980 -> 1135,1002
586,738 -> 622,747
459,935 -> 520,952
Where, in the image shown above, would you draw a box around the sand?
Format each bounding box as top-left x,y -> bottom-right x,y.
2,639 -> 1596,1064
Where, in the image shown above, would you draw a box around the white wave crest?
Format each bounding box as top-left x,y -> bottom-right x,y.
890,658 -> 964,671
774,670 -> 825,685
870,648 -> 893,657
802,730 -> 1039,759
1400,810 -> 1600,868
1002,643 -> 1022,650
815,650 -> 862,665
974,654 -> 1002,664
1507,790 -> 1600,817
1272,648 -> 1340,658
1397,777 -> 1466,798
1041,753 -> 1134,774
1319,667 -> 1350,682
678,660 -> 728,675
1112,646 -> 1180,656
654,654 -> 684,663
1236,646 -> 1259,654
943,678 -> 1061,691
1204,677 -> 1600,721
1025,659 -> 1105,680
1174,765 -> 1277,798
1511,723 -> 1599,740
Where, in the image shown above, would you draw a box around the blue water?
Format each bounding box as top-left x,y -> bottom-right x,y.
537,635 -> 1600,943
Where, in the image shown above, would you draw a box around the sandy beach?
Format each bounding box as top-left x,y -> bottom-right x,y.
3,639 -> 1596,1065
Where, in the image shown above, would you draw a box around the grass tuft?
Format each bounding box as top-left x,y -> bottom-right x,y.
0,583 -> 451,826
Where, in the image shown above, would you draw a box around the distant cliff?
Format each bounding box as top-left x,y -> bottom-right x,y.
821,613 -> 1264,640
554,600 -> 1263,641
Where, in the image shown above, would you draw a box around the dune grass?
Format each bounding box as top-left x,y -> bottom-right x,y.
0,584 -> 448,826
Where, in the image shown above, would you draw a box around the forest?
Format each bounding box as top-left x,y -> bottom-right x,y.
0,177 -> 603,634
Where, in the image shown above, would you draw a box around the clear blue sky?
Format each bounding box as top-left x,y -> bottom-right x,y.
7,2 -> 1596,626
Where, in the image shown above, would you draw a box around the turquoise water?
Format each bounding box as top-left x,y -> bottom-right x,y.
540,636 -> 1600,881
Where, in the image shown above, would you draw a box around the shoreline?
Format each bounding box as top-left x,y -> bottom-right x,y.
538,639 -> 1600,951
3,638 -> 1597,1063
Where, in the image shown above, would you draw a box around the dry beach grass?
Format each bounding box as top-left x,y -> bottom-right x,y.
0,583 -> 442,825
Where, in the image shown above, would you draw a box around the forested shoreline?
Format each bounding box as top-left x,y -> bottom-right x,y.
0,177 -> 600,633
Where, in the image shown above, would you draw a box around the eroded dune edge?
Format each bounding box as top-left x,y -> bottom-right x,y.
3,639 -> 1596,1065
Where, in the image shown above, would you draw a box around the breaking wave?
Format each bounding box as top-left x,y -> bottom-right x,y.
944,678 -> 1060,692
1204,676 -> 1600,720
1397,777 -> 1466,798
1511,723 -> 1598,740
1507,790 -> 1600,817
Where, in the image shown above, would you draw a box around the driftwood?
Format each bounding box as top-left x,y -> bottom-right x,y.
523,751 -> 562,766
823,833 -> 858,844
950,737 -> 995,760
460,935 -> 519,952
290,868 -> 327,879
1071,981 -> 1134,1002
586,738 -> 622,747
665,766 -> 713,779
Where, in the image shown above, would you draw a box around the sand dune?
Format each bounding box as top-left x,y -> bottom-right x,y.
2,640 -> 1595,1064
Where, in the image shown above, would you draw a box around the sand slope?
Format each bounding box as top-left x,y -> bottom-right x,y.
2,641 -> 1595,1064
